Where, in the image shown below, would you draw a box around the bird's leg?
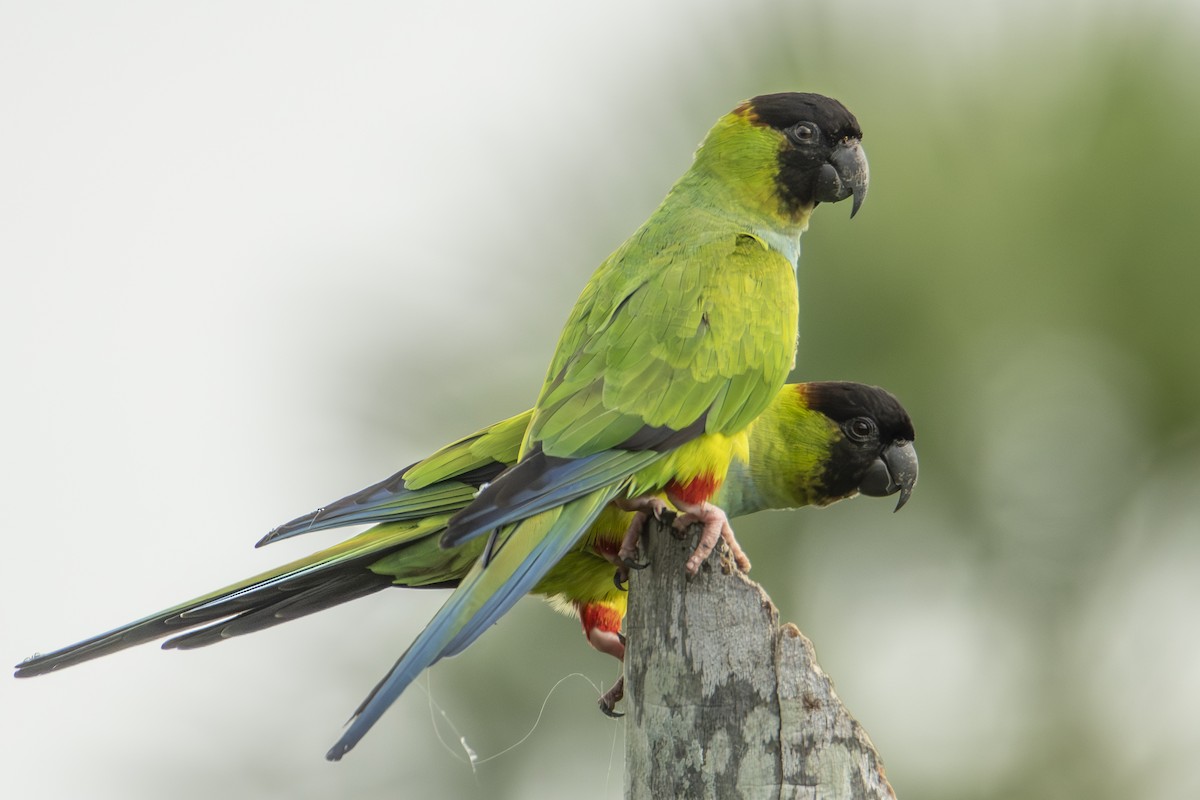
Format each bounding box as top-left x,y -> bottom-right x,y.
610,495 -> 669,584
598,677 -> 625,717
580,602 -> 627,717
593,633 -> 626,717
670,497 -> 751,575
585,620 -> 625,660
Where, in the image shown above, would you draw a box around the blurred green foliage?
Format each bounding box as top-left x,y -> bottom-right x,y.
327,13 -> 1200,800
75,6 -> 1199,800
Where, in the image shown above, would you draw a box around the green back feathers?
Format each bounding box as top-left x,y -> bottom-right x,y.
528,213 -> 800,460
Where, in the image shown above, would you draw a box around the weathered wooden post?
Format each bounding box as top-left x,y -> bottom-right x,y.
623,516 -> 896,799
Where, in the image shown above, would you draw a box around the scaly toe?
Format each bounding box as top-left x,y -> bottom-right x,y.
598,676 -> 625,717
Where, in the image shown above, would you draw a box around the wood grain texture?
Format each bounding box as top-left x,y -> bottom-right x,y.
623,515 -> 896,800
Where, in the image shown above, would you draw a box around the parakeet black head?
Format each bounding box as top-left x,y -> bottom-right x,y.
799,381 -> 917,510
688,92 -> 868,227
744,92 -> 869,219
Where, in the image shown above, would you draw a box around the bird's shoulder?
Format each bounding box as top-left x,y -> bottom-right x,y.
559,218 -> 796,366
529,220 -> 799,456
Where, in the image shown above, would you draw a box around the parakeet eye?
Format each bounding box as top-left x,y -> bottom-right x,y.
788,123 -> 818,144
845,417 -> 877,442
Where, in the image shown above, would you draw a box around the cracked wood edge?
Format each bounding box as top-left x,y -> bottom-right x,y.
623,516 -> 897,800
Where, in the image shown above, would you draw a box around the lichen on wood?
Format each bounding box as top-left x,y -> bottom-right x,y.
622,516 -> 896,800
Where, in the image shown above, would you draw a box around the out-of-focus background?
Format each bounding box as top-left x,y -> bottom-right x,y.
4,2 -> 1199,798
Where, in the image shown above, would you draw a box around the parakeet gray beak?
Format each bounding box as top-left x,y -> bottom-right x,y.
858,440 -> 918,511
814,140 -> 869,218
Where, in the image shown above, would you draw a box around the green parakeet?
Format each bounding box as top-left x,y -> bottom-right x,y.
321,92 -> 867,759
16,93 -> 872,761
15,382 -> 915,719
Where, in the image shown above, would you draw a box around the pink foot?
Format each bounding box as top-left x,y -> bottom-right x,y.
671,499 -> 751,575
612,495 -> 670,580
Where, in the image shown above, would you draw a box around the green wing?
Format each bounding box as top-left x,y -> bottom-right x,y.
530,227 -> 799,458
443,223 -> 799,547
259,411 -> 530,545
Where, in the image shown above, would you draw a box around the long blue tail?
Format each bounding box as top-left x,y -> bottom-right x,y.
325,487 -> 619,760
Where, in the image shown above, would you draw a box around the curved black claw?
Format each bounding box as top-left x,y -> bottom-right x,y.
598,701 -> 624,719
598,676 -> 625,717
614,569 -> 628,591
613,557 -> 649,589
